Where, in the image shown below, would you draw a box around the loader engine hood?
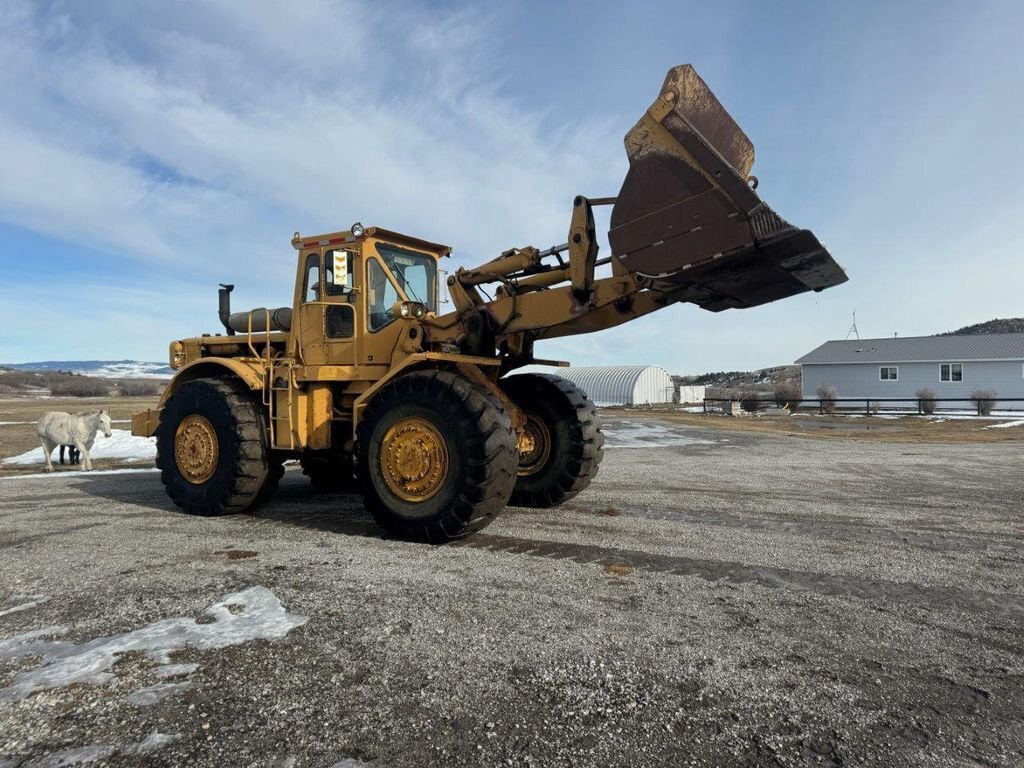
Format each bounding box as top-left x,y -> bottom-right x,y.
610,64 -> 847,311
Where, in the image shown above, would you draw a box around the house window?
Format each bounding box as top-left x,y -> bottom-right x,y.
940,363 -> 963,382
879,366 -> 898,381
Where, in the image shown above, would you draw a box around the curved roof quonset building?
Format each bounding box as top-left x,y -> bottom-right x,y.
552,365 -> 673,406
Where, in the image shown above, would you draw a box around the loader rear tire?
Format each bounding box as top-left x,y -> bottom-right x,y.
357,370 -> 517,542
156,377 -> 272,517
501,373 -> 604,508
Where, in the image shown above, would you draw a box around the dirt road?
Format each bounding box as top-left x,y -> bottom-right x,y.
1,414 -> 1022,766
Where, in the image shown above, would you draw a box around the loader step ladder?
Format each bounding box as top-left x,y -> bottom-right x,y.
267,360 -> 296,451
246,308 -> 296,451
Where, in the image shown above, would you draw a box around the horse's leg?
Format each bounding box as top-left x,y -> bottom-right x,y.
76,441 -> 91,471
41,438 -> 55,472
59,445 -> 66,465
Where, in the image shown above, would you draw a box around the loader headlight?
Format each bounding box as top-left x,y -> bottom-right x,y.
350,222 -> 365,237
397,301 -> 426,319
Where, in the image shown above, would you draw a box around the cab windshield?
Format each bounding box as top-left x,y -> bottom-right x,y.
374,243 -> 437,312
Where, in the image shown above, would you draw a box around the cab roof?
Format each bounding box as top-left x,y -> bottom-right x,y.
291,226 -> 451,257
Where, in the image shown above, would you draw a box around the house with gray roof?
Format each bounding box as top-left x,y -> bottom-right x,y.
795,333 -> 1024,407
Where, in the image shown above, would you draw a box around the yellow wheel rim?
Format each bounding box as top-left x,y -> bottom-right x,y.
174,414 -> 219,485
380,417 -> 449,502
517,413 -> 551,477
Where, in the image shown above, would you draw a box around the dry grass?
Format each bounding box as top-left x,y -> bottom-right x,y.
603,407 -> 1024,444
0,394 -> 159,476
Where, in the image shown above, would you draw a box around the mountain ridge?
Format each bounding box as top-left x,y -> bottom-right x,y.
2,360 -> 172,379
938,317 -> 1024,336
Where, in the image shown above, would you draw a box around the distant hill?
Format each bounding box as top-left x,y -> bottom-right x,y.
2,360 -> 172,379
675,365 -> 799,390
940,318 -> 1024,336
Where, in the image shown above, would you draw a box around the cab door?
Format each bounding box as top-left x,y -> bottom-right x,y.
321,248 -> 358,366
294,248 -> 359,367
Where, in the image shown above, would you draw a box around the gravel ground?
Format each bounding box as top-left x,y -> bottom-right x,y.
1,414 -> 1022,767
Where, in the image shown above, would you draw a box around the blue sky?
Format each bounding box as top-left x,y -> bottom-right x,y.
0,0 -> 1021,373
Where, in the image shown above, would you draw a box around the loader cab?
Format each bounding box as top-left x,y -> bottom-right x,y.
289,227 -> 448,370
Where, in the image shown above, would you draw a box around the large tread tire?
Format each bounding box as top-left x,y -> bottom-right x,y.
356,370 -> 517,543
301,453 -> 355,492
501,373 -> 604,508
156,378 -> 271,517
254,452 -> 286,506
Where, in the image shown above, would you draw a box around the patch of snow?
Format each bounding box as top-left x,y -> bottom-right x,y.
155,662 -> 200,678
985,419 -> 1024,429
12,732 -> 181,767
0,594 -> 49,618
31,745 -> 115,767
2,429 -> 155,466
0,586 -> 307,702
125,681 -> 195,706
130,732 -> 182,754
603,422 -> 715,449
0,468 -> 159,481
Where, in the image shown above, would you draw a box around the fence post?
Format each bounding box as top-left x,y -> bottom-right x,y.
865,400 -> 870,416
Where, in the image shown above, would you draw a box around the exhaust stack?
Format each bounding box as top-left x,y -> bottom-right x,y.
218,283 -> 235,336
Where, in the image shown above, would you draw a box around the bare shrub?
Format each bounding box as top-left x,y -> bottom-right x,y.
49,377 -> 111,397
916,387 -> 938,415
970,388 -> 998,416
867,400 -> 880,415
739,389 -> 765,412
774,380 -> 802,409
816,383 -> 838,414
118,380 -> 164,397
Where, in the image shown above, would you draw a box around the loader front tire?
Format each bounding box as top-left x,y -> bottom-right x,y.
156,377 -> 272,517
357,370 -> 517,542
501,373 -> 604,508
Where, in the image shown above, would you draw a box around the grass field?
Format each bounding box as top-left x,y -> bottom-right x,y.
607,406 -> 1024,444
0,395 -> 160,476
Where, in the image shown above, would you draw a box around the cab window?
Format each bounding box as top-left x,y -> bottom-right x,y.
325,249 -> 355,296
367,259 -> 401,331
302,252 -> 320,302
326,305 -> 354,338
375,243 -> 437,312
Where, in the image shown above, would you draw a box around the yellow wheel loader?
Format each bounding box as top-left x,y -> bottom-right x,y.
133,65 -> 847,542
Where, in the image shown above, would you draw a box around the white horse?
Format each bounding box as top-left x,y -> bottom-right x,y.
37,410 -> 112,472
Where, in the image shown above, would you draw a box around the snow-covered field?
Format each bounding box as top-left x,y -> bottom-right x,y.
1,429 -> 156,466
3,360 -> 172,379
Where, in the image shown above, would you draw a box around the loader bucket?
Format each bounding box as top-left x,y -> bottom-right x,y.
609,65 -> 847,311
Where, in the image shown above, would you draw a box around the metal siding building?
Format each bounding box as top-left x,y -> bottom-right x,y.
547,365 -> 675,406
796,334 -> 1024,407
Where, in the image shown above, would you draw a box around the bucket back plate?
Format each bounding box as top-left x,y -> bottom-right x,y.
610,65 -> 847,311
